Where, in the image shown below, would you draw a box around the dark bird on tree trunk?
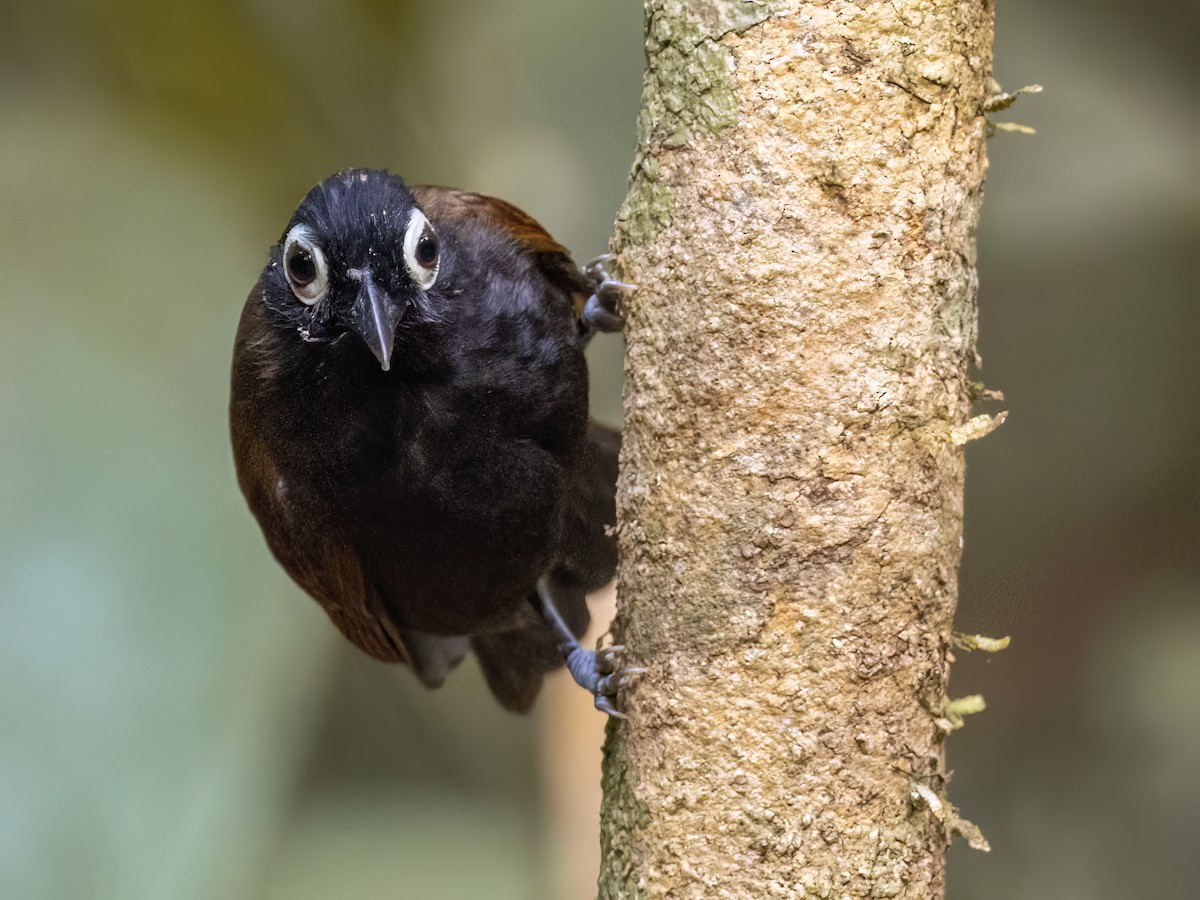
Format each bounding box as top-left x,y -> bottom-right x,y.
230,168 -> 634,714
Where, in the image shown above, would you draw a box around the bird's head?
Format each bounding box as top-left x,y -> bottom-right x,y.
260,169 -> 443,372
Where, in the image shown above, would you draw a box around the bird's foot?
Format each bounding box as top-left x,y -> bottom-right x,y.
580,253 -> 633,334
562,642 -> 646,718
534,575 -> 644,716
583,252 -> 617,285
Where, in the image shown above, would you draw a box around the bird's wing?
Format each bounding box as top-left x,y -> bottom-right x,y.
471,420 -> 621,713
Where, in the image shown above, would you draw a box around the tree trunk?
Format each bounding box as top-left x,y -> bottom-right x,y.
598,2 -> 994,897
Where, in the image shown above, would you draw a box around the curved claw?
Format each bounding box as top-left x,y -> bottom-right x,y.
533,575 -> 641,717
582,294 -> 625,333
583,253 -> 617,283
581,278 -> 635,334
562,644 -> 644,718
595,695 -> 626,718
579,254 -> 634,338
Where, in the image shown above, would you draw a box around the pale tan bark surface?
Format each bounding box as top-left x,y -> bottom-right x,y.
599,2 -> 993,897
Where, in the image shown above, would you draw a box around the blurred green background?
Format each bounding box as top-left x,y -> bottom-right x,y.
0,1 -> 1195,898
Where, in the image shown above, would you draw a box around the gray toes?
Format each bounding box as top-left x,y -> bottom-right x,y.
582,294 -> 625,333
583,253 -> 617,284
579,255 -> 634,336
563,643 -> 644,718
594,695 -> 626,718
582,278 -> 634,333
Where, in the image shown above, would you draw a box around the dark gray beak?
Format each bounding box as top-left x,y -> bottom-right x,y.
349,269 -> 404,371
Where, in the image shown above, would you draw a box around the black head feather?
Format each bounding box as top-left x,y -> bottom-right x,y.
259,168 -> 448,363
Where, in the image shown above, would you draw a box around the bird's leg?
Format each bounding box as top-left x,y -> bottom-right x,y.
532,575 -> 642,717
579,253 -> 633,337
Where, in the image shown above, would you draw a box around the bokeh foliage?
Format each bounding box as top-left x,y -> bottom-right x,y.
0,1 -> 1196,898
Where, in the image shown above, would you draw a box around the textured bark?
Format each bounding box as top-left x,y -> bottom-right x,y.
598,1 -> 993,898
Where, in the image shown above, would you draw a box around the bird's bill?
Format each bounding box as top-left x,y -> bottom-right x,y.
350,271 -> 404,371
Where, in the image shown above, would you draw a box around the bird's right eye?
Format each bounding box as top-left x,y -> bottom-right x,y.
282,225 -> 330,305
287,248 -> 316,285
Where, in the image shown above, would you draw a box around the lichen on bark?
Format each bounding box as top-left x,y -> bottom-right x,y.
617,0 -> 788,245
599,1 -> 995,898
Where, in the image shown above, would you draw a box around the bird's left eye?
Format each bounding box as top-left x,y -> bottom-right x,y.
403,209 -> 440,290
282,225 -> 330,305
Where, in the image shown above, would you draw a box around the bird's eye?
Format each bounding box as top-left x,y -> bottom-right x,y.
287,248 -> 316,285
416,234 -> 438,268
282,225 -> 329,305
403,209 -> 439,290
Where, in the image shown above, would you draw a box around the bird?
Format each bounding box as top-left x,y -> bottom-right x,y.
230,168 -> 635,714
